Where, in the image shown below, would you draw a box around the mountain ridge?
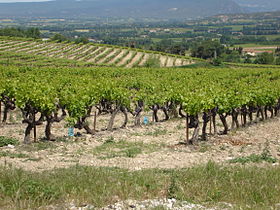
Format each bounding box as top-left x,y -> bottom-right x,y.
0,0 -> 243,19
233,0 -> 280,12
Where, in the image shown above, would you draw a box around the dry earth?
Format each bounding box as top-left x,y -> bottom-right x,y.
0,109 -> 280,172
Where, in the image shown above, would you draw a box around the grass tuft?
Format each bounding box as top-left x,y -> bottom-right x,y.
229,149 -> 277,164
0,136 -> 19,147
92,139 -> 163,159
0,151 -> 29,159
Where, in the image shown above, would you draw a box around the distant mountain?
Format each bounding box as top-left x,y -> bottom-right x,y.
0,0 -> 243,19
233,0 -> 280,12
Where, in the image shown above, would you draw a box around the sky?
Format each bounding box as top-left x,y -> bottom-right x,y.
0,0 -> 51,2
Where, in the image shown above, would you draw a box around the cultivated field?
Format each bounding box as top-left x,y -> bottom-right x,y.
0,38 -> 195,68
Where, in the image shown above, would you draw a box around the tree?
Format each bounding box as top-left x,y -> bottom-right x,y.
244,56 -> 252,64
222,50 -> 241,63
220,35 -> 232,45
0,27 -> 41,39
25,28 -> 41,39
275,47 -> 280,56
254,52 -> 274,65
74,37 -> 89,44
191,40 -> 225,59
51,33 -> 68,42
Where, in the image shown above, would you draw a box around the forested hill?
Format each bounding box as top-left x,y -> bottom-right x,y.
0,0 -> 243,19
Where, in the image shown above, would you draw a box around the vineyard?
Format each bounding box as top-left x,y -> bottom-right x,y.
0,37 -> 196,68
1,63 -> 280,144
1,6 -> 280,209
1,44 -> 280,209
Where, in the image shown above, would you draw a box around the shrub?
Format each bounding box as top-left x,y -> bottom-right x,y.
143,56 -> 161,68
254,52 -> 274,64
211,58 -> 222,66
275,57 -> 280,65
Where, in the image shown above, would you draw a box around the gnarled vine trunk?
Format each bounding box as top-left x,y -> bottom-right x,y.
120,106 -> 128,128
107,107 -> 120,131
219,113 -> 228,135
201,112 -> 211,141
45,108 -> 67,141
190,115 -> 200,143
75,106 -> 95,134
22,108 -> 44,144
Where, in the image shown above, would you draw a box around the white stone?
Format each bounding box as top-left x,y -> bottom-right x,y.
7,144 -> 15,149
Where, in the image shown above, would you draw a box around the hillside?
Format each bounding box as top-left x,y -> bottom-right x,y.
0,38 -> 195,67
234,0 -> 280,12
0,0 -> 243,19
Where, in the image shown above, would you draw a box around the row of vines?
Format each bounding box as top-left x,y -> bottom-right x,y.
0,38 -> 194,67
1,65 -> 280,144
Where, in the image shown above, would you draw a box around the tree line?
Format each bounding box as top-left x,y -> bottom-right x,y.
0,27 -> 41,39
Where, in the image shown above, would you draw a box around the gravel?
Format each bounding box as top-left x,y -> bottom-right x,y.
43,199 -> 234,209
101,198 -> 206,209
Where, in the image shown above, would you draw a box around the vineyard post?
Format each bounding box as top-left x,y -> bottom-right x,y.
33,112 -> 37,142
93,111 -> 97,132
210,115 -> 212,134
186,114 -> 189,144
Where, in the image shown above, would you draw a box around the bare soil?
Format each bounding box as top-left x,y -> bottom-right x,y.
117,51 -> 133,66
0,109 -> 279,172
108,49 -> 126,64
126,52 -> 143,67
98,49 -> 118,64
139,53 -> 150,66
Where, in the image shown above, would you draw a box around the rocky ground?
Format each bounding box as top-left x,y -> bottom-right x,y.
41,198 -> 235,210
0,109 -> 280,172
1,110 -> 280,209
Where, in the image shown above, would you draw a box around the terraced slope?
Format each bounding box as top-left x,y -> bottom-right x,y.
0,38 -> 196,68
